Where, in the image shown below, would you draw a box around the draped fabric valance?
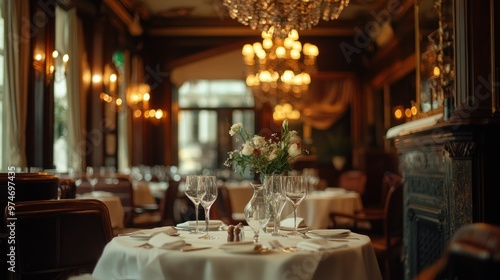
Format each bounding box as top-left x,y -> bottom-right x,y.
171,48 -> 356,131
297,75 -> 356,130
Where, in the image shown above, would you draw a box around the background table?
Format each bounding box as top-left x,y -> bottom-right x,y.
77,192 -> 125,229
282,189 -> 364,229
92,228 -> 381,280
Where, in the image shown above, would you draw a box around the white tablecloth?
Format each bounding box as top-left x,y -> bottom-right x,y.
92,228 -> 381,280
77,192 -> 125,229
282,189 -> 363,230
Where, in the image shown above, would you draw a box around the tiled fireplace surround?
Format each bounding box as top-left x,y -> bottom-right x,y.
394,122 -> 500,279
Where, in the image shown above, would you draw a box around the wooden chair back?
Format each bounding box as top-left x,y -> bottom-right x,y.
338,170 -> 367,194
6,199 -> 113,280
159,179 -> 180,226
76,175 -> 135,227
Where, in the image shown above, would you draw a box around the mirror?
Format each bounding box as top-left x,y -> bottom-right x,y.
415,0 -> 454,118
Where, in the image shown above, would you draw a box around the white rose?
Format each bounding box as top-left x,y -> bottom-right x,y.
241,141 -> 254,156
288,143 -> 302,158
267,149 -> 279,161
229,123 -> 243,136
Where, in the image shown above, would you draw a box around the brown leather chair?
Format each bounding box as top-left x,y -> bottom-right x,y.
415,223 -> 500,280
6,199 -> 113,280
330,172 -> 403,280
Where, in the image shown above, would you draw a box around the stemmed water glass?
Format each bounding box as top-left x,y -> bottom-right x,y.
198,175 -> 218,240
284,175 -> 307,236
184,175 -> 202,234
86,166 -> 99,193
265,175 -> 287,236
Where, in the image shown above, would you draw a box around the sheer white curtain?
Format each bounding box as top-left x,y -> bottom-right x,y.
2,0 -> 29,169
65,8 -> 90,172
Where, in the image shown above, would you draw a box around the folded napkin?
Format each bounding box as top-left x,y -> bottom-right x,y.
297,238 -> 348,252
219,241 -> 263,253
129,226 -> 178,238
148,233 -> 187,250
280,217 -> 307,230
177,220 -> 224,228
91,191 -> 114,198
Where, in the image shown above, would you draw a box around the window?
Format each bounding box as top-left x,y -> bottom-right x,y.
178,80 -> 254,177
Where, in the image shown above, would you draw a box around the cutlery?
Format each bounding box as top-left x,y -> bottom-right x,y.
298,231 -> 311,239
180,246 -> 212,252
268,240 -> 296,252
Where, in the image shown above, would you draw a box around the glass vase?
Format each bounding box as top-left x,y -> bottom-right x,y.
244,182 -> 270,243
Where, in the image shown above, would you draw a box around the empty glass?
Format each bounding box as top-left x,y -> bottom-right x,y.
198,175 -> 218,240
86,166 -> 99,192
265,175 -> 287,236
284,175 -> 307,236
184,175 -> 202,234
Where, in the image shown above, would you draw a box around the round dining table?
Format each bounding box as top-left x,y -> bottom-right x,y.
77,192 -> 125,229
92,227 -> 382,280
281,188 -> 364,230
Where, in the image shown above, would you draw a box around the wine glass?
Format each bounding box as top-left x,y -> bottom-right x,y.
265,175 -> 287,236
245,182 -> 270,243
86,166 -> 99,193
284,175 -> 307,236
198,175 -> 218,240
184,175 -> 202,234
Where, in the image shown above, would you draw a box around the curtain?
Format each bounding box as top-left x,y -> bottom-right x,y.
65,8 -> 90,172
298,77 -> 355,130
2,0 -> 29,169
117,50 -> 131,172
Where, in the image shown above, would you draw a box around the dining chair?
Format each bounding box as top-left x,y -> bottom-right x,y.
414,223 -> 500,280
0,172 -> 60,279
338,170 -> 367,195
76,174 -> 136,227
217,184 -> 247,225
330,172 -> 403,280
6,199 -> 113,280
158,179 -> 181,226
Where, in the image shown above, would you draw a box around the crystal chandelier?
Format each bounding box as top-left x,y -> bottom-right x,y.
242,27 -> 319,106
222,0 -> 350,38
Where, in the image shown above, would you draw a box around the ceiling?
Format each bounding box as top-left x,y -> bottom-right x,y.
109,0 -> 395,37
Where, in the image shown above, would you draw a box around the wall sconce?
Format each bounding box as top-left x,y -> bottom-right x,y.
393,103 -> 418,121
126,83 -> 166,124
98,72 -> 123,110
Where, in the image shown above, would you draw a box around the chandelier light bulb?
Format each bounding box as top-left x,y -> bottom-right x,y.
263,38 -> 273,49
242,44 -> 254,56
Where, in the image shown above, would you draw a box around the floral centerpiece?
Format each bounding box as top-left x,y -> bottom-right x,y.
224,120 -> 306,180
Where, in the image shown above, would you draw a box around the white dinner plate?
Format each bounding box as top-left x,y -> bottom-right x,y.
306,229 -> 351,238
280,226 -> 309,231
